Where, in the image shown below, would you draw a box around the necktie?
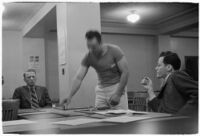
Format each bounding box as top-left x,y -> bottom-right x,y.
30,87 -> 39,109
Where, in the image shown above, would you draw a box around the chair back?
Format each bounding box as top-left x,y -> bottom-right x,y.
133,97 -> 147,111
128,91 -> 148,111
2,99 -> 19,121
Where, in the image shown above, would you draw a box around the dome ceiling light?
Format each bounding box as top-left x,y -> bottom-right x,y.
127,10 -> 140,23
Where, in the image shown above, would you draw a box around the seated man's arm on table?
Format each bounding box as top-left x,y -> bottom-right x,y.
148,94 -> 161,112
172,72 -> 198,116
12,88 -> 23,109
43,87 -> 52,107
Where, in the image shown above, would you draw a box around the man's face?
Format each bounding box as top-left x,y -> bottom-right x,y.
24,71 -> 36,86
155,57 -> 169,79
87,38 -> 102,55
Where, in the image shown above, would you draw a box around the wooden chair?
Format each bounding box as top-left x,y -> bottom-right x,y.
2,99 -> 19,121
128,91 -> 161,112
128,91 -> 148,111
132,97 -> 147,111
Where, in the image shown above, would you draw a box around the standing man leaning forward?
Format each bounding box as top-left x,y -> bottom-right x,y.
62,30 -> 129,110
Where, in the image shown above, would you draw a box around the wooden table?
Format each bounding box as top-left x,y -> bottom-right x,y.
3,108 -> 198,134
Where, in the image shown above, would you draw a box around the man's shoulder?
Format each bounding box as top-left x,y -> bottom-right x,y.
84,51 -> 90,58
106,44 -> 121,50
81,51 -> 91,66
168,70 -> 194,84
80,50 -> 90,60
15,86 -> 27,91
106,44 -> 123,55
35,85 -> 47,90
170,70 -> 190,79
14,86 -> 28,95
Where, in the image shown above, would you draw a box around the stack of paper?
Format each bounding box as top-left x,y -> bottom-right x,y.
18,108 -> 41,114
101,112 -> 171,123
3,119 -> 36,126
52,111 -> 171,125
102,115 -> 154,123
53,118 -> 102,126
94,109 -> 145,115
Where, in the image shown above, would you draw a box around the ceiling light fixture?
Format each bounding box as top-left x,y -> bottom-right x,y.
127,10 -> 140,23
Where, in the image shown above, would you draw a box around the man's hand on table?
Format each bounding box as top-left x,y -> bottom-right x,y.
61,97 -> 72,110
109,92 -> 121,106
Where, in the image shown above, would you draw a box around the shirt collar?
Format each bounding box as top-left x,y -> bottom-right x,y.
164,73 -> 171,82
27,85 -> 35,90
160,73 -> 171,88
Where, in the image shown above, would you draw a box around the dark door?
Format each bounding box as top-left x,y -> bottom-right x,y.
185,56 -> 198,81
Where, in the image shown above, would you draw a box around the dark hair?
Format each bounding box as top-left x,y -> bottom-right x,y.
23,69 -> 36,78
159,51 -> 181,70
85,30 -> 102,43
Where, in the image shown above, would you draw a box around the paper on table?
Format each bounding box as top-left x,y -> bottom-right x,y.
102,112 -> 172,123
18,108 -> 41,114
18,111 -> 48,116
94,109 -> 127,115
94,109 -> 145,115
53,118 -> 102,126
102,115 -> 153,123
3,119 -> 36,126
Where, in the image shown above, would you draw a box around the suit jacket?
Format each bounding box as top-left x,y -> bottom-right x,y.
13,85 -> 52,109
148,71 -> 198,116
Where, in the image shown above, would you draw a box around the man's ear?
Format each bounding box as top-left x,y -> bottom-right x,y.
166,64 -> 173,72
23,75 -> 27,82
23,77 -> 26,82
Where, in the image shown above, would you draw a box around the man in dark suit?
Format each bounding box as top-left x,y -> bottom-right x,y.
13,69 -> 52,109
141,51 -> 198,116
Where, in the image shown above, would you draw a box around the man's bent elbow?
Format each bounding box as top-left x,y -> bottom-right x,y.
123,70 -> 129,79
75,75 -> 84,83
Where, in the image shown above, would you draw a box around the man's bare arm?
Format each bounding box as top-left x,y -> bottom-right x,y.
68,65 -> 89,98
115,56 -> 129,95
61,65 -> 89,108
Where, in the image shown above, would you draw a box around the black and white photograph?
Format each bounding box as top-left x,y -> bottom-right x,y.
1,0 -> 199,134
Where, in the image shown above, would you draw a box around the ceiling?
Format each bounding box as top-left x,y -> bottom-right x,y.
3,2 -> 45,30
25,6 -> 57,38
2,2 -> 198,36
100,3 -> 198,26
